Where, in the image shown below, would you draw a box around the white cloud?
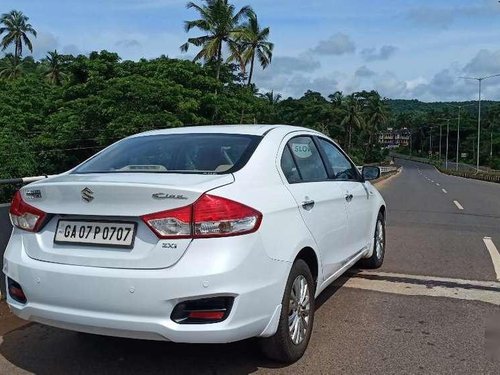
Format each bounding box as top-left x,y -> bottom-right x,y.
312,33 -> 355,56
361,45 -> 398,61
270,55 -> 321,74
61,44 -> 82,55
116,39 -> 142,48
463,49 -> 500,76
355,65 -> 376,78
374,72 -> 408,98
30,31 -> 58,58
406,3 -> 500,29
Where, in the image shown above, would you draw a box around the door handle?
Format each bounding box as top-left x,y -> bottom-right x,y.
302,200 -> 315,211
345,194 -> 353,202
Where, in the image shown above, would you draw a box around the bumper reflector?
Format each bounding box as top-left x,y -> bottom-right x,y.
8,278 -> 27,304
171,297 -> 234,324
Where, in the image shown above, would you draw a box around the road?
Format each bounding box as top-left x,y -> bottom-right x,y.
1,158 -> 499,374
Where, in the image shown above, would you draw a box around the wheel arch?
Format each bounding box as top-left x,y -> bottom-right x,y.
294,247 -> 320,287
379,205 -> 386,221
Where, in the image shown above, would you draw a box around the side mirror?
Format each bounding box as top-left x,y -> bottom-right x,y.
362,166 -> 380,181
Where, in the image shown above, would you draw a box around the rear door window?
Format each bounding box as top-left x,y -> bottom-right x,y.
281,136 -> 328,183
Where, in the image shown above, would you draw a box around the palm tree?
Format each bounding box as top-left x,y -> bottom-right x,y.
364,93 -> 388,159
329,91 -> 344,108
232,13 -> 273,86
341,94 -> 364,153
0,10 -> 37,62
0,53 -> 23,80
180,0 -> 253,82
44,50 -> 67,85
262,90 -> 281,105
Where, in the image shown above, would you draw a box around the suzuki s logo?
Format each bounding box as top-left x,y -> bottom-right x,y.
81,187 -> 94,203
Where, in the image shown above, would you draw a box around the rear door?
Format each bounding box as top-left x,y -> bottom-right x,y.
279,134 -> 349,279
316,137 -> 373,256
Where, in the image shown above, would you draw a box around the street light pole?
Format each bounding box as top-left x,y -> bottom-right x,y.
409,131 -> 412,157
460,73 -> 500,172
491,125 -> 494,167
439,124 -> 442,161
478,79 -> 482,172
445,119 -> 450,169
456,106 -> 461,171
429,127 -> 433,157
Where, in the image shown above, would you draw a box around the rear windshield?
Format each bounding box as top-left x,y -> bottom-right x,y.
74,133 -> 262,174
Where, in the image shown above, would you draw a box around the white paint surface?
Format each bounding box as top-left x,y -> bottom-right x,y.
483,237 -> 500,281
337,271 -> 500,305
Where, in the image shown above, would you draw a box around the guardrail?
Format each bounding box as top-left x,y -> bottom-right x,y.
356,166 -> 398,174
0,175 -> 55,186
379,166 -> 398,173
390,153 -> 500,183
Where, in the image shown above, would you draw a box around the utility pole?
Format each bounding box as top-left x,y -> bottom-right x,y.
439,124 -> 442,162
429,127 -> 433,158
460,73 -> 500,172
445,119 -> 450,169
456,106 -> 461,171
491,125 -> 494,167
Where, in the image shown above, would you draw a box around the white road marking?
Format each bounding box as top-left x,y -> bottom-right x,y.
436,183 -> 440,186
430,180 -> 434,183
0,203 -> 10,208
442,189 -> 448,194
453,200 -> 464,210
336,271 -> 500,305
483,237 -> 500,281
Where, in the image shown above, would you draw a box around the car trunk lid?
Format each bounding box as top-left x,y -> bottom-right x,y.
20,173 -> 234,269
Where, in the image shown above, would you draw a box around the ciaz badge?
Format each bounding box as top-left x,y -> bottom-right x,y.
152,193 -> 188,200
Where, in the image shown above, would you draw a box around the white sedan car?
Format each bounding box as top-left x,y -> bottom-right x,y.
4,125 -> 386,363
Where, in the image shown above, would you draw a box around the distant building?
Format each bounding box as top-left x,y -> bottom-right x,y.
378,128 -> 410,149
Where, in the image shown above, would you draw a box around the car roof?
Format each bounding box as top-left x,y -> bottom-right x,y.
131,124 -> 314,137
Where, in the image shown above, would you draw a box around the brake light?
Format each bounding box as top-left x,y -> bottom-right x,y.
141,194 -> 262,239
9,191 -> 47,232
193,194 -> 262,238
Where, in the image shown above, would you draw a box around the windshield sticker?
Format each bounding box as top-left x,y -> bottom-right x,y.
292,143 -> 312,159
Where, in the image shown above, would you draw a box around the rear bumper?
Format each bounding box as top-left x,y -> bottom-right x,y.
3,234 -> 290,343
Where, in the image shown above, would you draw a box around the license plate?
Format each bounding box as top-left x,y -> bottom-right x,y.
54,220 -> 137,249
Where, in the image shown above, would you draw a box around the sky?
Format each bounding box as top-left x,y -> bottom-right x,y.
3,0 -> 500,102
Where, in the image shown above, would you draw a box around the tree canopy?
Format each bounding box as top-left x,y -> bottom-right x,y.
0,4 -> 498,202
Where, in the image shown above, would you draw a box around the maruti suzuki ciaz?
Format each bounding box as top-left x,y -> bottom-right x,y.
4,125 -> 386,363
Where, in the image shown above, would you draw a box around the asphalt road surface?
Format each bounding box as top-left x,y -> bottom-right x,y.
1,158 -> 499,374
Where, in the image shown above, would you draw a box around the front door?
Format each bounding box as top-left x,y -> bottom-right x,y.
316,137 -> 373,258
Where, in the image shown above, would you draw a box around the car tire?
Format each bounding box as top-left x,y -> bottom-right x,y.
260,259 -> 315,363
359,212 -> 385,269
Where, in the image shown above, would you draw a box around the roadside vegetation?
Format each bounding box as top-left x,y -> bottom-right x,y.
0,2 -> 498,201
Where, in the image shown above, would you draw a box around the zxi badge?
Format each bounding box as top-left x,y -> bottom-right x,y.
81,187 -> 94,203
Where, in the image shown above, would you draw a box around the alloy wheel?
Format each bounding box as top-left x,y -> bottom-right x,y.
288,275 -> 311,345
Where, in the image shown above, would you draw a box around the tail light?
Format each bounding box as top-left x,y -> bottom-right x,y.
141,205 -> 192,239
9,191 -> 47,232
142,194 -> 262,239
